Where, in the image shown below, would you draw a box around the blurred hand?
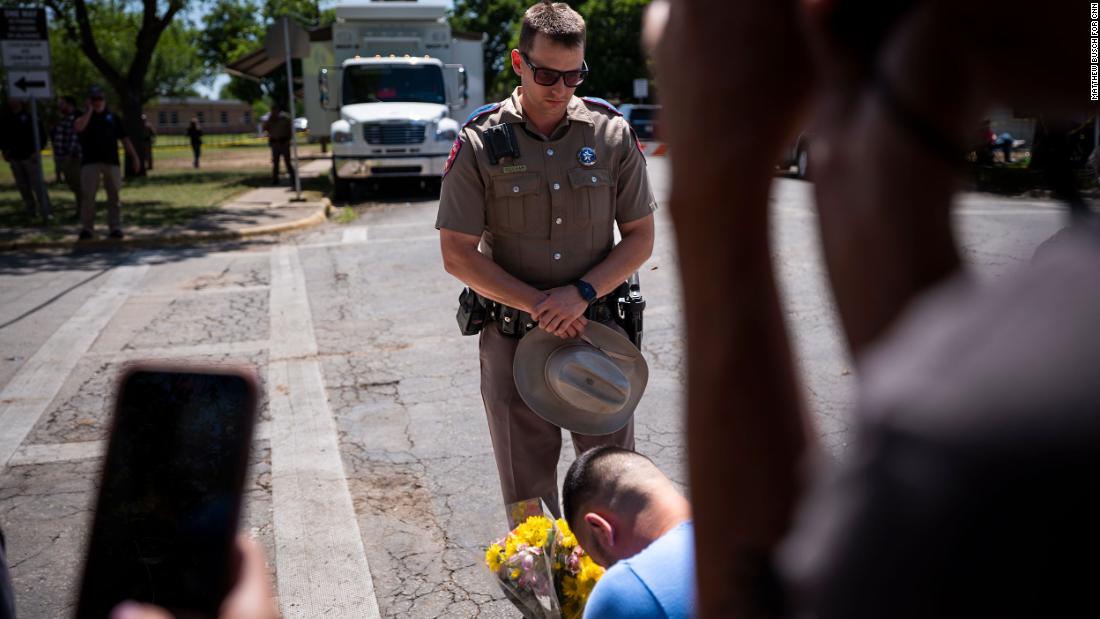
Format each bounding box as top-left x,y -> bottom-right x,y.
111,535 -> 279,619
130,158 -> 141,175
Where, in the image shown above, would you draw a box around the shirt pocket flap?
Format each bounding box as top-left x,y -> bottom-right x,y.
493,173 -> 541,198
568,168 -> 613,189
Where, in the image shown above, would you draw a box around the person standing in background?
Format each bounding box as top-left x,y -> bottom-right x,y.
262,102 -> 295,186
53,96 -> 83,219
187,117 -> 203,168
140,113 -> 156,171
75,85 -> 141,241
1,98 -> 51,223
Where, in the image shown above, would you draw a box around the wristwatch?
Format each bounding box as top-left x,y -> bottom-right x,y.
573,279 -> 597,304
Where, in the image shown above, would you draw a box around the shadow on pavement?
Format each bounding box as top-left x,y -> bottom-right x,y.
334,178 -> 442,205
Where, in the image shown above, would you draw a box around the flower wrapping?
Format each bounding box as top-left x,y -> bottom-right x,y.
485,499 -> 605,619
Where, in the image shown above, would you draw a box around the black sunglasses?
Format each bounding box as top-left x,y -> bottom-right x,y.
521,53 -> 589,88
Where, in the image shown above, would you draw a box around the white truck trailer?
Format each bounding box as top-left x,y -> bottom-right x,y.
301,0 -> 485,197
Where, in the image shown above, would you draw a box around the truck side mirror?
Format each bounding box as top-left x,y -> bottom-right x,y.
444,64 -> 468,111
320,67 -> 342,111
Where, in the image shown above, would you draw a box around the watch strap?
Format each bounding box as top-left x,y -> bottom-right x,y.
573,279 -> 597,304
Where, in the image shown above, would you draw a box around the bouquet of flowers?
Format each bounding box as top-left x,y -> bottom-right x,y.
484,499 -> 605,619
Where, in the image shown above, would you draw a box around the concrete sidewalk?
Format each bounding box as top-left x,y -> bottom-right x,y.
0,185 -> 332,252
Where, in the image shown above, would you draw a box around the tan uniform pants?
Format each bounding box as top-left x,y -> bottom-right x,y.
80,163 -> 122,233
479,319 -> 635,515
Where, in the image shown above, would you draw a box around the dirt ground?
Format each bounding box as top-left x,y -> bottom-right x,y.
152,142 -> 330,171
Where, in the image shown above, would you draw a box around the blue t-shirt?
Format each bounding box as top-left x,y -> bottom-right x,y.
583,520 -> 695,619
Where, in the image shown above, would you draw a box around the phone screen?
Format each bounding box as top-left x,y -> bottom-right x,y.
75,368 -> 258,619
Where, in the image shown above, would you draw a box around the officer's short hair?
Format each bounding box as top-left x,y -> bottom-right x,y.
519,1 -> 585,54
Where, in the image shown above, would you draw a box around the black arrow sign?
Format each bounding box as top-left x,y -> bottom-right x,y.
14,76 -> 45,91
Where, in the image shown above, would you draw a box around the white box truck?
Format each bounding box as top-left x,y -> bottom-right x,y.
301,0 -> 485,197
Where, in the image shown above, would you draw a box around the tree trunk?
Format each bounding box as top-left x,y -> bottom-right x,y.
121,90 -> 146,179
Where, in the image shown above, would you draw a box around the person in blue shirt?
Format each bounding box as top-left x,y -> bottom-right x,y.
562,447 -> 694,619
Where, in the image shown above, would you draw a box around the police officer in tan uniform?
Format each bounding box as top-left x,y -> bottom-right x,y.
437,1 -> 657,514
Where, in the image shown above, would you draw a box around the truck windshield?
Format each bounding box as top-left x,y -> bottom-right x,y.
343,65 -> 446,105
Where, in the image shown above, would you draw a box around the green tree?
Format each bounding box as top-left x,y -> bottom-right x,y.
50,8 -> 202,103
198,0 -> 266,103
449,0 -> 525,100
199,0 -> 331,106
576,0 -> 651,102
44,0 -> 190,177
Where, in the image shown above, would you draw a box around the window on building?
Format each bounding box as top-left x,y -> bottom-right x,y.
170,111 -> 178,125
243,111 -> 252,125
197,111 -> 205,123
220,111 -> 229,125
158,111 -> 167,125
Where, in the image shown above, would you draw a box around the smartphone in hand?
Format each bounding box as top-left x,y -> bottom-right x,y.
75,366 -> 259,619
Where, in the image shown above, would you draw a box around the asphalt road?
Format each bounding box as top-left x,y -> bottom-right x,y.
0,158 -> 1071,617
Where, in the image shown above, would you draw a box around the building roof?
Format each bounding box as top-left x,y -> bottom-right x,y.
149,97 -> 249,107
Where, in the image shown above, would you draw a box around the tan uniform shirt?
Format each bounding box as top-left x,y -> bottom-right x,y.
436,88 -> 657,289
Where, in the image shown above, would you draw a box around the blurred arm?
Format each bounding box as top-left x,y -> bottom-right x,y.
651,0 -> 813,616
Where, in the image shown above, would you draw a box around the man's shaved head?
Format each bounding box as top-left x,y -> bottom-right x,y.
562,447 -> 669,533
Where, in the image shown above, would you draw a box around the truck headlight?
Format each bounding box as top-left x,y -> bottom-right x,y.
435,118 -> 459,142
332,120 -> 354,143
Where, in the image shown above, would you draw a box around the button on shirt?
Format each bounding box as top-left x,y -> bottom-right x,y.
435,88 -> 657,289
78,110 -> 128,166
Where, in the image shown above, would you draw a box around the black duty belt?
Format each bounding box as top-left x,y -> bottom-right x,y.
486,294 -> 615,338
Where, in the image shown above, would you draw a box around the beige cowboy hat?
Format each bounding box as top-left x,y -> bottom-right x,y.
513,322 -> 649,436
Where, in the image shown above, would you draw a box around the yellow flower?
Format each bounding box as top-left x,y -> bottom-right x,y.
555,518 -> 578,550
510,568 -> 521,581
561,574 -> 580,599
485,543 -> 504,572
515,516 -> 552,548
579,556 -> 604,583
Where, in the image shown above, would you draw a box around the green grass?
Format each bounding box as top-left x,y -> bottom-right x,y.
0,165 -> 270,241
331,206 -> 358,224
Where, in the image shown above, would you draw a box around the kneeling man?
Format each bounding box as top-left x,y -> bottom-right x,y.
562,447 -> 694,618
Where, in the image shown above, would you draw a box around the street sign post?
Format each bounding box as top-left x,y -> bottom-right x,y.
2,40 -> 50,67
266,16 -> 307,200
0,8 -> 48,40
1,7 -> 53,220
6,69 -> 52,99
633,78 -> 649,102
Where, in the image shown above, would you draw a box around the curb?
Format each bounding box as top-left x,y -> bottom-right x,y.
0,198 -> 333,252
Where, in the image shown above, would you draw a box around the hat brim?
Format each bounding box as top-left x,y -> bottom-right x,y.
514,322 -> 648,435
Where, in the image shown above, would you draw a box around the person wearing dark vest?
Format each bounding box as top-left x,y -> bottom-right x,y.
437,1 -> 657,514
74,85 -> 141,241
1,97 -> 51,222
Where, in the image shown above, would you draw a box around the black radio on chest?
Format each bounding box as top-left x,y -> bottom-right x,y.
484,124 -> 521,165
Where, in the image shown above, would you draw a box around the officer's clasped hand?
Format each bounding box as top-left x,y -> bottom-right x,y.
532,286 -> 589,339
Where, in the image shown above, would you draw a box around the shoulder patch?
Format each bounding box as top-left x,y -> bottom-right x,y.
445,102 -> 501,179
581,97 -> 623,117
463,103 -> 502,128
442,137 -> 462,179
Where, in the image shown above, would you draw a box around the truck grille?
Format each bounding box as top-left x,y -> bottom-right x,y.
363,122 -> 426,145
